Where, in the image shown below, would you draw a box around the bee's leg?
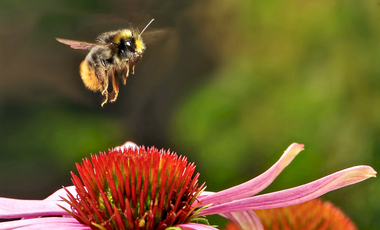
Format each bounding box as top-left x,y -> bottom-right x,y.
100,82 -> 109,107
98,65 -> 109,107
101,91 -> 108,107
122,62 -> 129,85
132,63 -> 136,75
110,68 -> 119,103
131,56 -> 142,75
95,58 -> 111,107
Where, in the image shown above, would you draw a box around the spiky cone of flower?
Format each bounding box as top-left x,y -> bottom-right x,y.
60,144 -> 207,230
0,142 -> 376,230
224,199 -> 357,230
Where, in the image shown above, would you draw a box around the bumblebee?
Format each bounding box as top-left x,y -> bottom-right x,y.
56,19 -> 154,106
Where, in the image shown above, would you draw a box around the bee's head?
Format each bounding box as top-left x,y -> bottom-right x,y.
114,30 -> 145,60
119,35 -> 136,57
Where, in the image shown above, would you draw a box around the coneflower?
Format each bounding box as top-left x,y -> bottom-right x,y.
0,142 -> 376,230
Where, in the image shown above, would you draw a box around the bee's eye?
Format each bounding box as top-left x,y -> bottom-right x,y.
125,39 -> 136,52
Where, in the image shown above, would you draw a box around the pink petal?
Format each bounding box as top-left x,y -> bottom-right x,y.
198,165 -> 376,216
200,143 -> 304,205
0,198 -> 69,219
223,211 -> 263,230
0,217 -> 90,230
114,141 -> 138,151
175,223 -> 220,230
198,191 -> 215,200
44,186 -> 77,201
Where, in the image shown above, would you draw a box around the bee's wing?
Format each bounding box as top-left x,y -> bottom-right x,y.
141,29 -> 171,45
56,38 -> 101,50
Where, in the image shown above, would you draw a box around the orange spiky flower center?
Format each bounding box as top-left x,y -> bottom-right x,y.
61,146 -> 206,230
224,199 -> 357,230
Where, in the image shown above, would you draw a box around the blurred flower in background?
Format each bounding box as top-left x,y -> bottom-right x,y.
225,199 -> 358,230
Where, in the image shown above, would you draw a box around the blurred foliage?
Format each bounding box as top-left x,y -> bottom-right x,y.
0,100 -> 125,198
0,0 -> 379,229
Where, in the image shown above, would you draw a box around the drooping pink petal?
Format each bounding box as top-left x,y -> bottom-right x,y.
198,191 -> 215,200
200,143 -> 304,206
0,198 -> 68,219
223,211 -> 264,230
0,217 -> 90,230
198,165 -> 376,216
175,223 -> 220,230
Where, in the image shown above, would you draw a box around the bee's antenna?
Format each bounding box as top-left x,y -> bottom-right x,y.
139,18 -> 154,37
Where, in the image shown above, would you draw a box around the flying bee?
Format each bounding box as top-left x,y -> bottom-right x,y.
56,19 -> 154,106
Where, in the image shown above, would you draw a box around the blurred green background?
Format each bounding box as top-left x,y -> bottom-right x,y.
0,0 -> 379,228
